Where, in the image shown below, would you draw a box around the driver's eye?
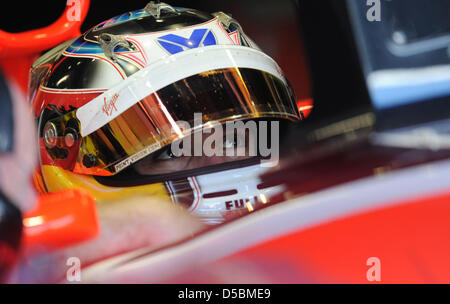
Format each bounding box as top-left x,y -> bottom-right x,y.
156,148 -> 179,160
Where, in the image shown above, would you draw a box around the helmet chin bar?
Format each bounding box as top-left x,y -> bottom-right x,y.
94,156 -> 262,188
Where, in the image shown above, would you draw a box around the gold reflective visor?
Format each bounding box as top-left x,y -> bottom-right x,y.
42,67 -> 300,176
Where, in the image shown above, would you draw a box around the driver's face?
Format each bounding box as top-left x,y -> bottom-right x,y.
133,128 -> 257,175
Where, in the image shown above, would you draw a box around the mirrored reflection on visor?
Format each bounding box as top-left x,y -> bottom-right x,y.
43,67 -> 299,176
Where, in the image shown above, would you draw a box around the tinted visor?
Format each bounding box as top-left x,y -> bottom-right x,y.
43,67 -> 299,176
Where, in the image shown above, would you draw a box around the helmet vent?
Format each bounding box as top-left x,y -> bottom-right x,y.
98,33 -> 134,62
145,1 -> 180,19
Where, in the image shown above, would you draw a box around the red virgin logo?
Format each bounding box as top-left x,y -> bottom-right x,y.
102,93 -> 119,117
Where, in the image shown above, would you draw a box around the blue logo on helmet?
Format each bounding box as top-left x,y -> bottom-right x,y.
157,29 -> 217,55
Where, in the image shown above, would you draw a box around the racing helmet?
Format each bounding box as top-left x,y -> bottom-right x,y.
29,2 -> 301,217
